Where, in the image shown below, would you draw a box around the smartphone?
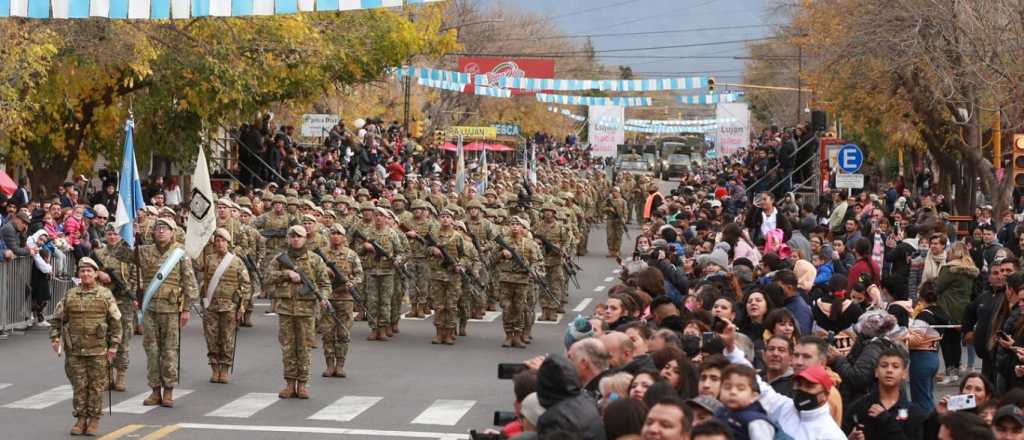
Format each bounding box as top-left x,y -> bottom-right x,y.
998,331 -> 1012,340
493,411 -> 516,426
702,332 -> 715,345
497,363 -> 528,380
947,394 -> 977,411
712,316 -> 728,333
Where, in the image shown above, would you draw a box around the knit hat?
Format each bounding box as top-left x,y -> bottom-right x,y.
520,393 -> 545,427
564,315 -> 594,350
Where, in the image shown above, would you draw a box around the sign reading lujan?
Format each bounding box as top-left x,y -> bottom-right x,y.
445,126 -> 498,139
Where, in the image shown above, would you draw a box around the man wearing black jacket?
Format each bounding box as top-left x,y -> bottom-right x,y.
963,258 -> 1017,385
844,347 -> 925,440
536,354 -> 606,440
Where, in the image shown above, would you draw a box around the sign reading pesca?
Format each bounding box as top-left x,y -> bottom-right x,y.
492,123 -> 521,137
445,126 -> 498,139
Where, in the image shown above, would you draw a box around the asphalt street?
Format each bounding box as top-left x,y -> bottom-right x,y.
0,225 -> 628,440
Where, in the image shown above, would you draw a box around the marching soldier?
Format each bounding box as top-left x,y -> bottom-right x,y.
606,187 -> 629,258
200,228 -> 251,384
402,199 -> 437,318
464,199 -> 496,317
385,210 -> 409,337
107,217 -> 198,408
49,257 -> 122,436
301,214 -> 329,254
320,224 -> 363,378
266,225 -> 331,399
494,217 -> 542,348
254,194 -> 291,263
452,221 -> 480,336
236,206 -> 263,327
354,203 -> 402,341
426,209 -> 471,345
534,203 -> 570,321
93,226 -> 134,392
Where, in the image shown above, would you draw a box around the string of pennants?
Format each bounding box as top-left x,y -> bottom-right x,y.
547,107 -> 727,134
0,0 -> 442,19
394,66 -> 741,106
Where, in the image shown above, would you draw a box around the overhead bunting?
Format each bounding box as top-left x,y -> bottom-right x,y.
479,75 -> 707,92
536,94 -> 652,107
677,93 -> 742,105
625,125 -> 718,134
2,0 -> 443,20
547,106 -> 587,121
417,78 -> 465,92
474,86 -> 511,98
626,118 -> 736,126
393,65 -> 471,84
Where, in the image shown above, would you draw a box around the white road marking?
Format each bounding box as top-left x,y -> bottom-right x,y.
612,268 -> 622,274
0,383 -> 10,391
401,312 -> 434,321
253,300 -> 271,306
593,285 -> 606,292
111,389 -> 194,414
206,393 -> 280,418
177,423 -> 469,439
2,385 -> 73,409
534,313 -> 564,325
468,311 -> 502,323
411,399 -> 476,426
572,298 -> 593,312
603,277 -> 615,282
307,395 -> 382,422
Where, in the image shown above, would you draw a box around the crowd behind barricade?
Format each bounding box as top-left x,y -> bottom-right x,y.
487,126 -> 1024,440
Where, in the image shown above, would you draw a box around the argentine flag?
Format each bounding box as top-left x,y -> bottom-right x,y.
113,120 -> 146,247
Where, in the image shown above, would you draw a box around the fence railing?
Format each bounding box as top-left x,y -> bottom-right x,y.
1,254 -> 77,332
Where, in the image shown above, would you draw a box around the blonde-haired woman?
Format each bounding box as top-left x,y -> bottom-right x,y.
934,241 -> 979,384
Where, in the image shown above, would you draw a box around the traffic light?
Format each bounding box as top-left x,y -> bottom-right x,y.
434,129 -> 445,147
707,77 -> 716,93
411,120 -> 423,138
1013,134 -> 1024,186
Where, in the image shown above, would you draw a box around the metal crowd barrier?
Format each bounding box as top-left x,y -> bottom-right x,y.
0,253 -> 77,332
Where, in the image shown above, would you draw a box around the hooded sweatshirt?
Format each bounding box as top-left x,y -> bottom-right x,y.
536,354 -> 606,440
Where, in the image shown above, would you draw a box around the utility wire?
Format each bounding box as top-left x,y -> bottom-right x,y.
498,23 -> 775,41
448,37 -> 779,58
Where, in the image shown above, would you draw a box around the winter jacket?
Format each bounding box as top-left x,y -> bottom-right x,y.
933,264 -> 979,325
815,262 -> 834,286
831,337 -> 898,405
536,354 -> 606,440
843,389 -> 925,440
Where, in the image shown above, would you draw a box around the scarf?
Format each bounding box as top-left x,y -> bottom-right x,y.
920,250 -> 946,286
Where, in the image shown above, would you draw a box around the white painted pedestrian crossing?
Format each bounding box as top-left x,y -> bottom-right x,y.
410,399 -> 475,426
2,385 -> 72,409
573,298 -> 592,312
401,312 -> 434,321
111,389 -> 194,414
534,312 -> 564,324
308,395 -> 382,422
207,392 -> 280,418
593,285 -> 606,292
468,311 -> 502,322
0,383 -> 10,391
603,276 -> 615,282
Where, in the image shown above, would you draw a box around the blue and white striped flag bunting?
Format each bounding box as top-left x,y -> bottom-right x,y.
1,0 -> 442,20
676,93 -> 742,105
394,66 -> 471,84
417,78 -> 466,92
473,86 -> 510,98
480,75 -> 707,92
536,93 -> 652,107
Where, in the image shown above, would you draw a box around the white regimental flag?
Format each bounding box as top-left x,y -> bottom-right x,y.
184,145 -> 216,259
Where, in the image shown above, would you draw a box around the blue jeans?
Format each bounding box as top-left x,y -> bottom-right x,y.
910,350 -> 939,413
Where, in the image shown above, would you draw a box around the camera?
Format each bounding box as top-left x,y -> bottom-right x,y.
469,430 -> 504,440
494,411 -> 516,426
497,363 -> 527,380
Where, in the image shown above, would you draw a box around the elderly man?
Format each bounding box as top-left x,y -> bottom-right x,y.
568,338 -> 612,401
600,331 -> 655,374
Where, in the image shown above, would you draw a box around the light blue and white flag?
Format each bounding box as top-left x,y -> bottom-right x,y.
2,0 -> 443,20
113,120 -> 146,248
454,135 -> 466,193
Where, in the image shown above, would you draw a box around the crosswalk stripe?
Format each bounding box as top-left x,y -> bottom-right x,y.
401,312 -> 434,321
534,312 -> 564,325
593,285 -> 606,292
0,383 -> 11,391
410,399 -> 475,426
178,422 -> 470,439
573,298 -> 592,312
307,395 -> 382,422
111,389 -> 194,414
206,393 -> 280,418
603,276 -> 615,282
2,384 -> 72,409
468,311 -> 501,322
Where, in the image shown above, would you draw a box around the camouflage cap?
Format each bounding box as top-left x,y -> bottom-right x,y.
540,202 -> 558,213
216,197 -> 232,207
154,217 -> 177,230
410,199 -> 431,210
439,209 -> 454,218
301,214 -> 317,223
336,195 -> 355,207
285,188 -> 299,197
261,192 -> 273,201
321,194 -> 335,204
359,201 -> 376,212
302,199 -> 316,210
453,220 -> 467,231
237,196 -> 252,207
272,194 -> 287,204
356,188 -> 371,197
287,225 -> 307,238
240,207 -> 253,216
512,216 -> 530,229
464,198 -> 485,211
214,227 -> 232,242
322,210 -> 337,219
392,194 -> 407,203
329,224 -> 346,235
287,197 -> 300,206
377,198 -> 392,208
158,206 -> 176,217
78,257 -> 100,271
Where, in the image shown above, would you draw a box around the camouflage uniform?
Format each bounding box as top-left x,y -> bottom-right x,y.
199,248 -> 250,378
402,201 -> 437,317
606,196 -> 628,256
354,219 -> 401,335
253,197 -> 293,268
93,245 -> 134,385
533,204 -> 571,320
390,228 -> 409,329
265,235 -> 330,393
426,222 -> 471,344
464,200 -> 496,315
108,224 -> 198,393
453,223 -> 480,336
494,230 -> 542,348
319,238 -> 363,376
49,278 -> 122,432
234,219 -> 263,326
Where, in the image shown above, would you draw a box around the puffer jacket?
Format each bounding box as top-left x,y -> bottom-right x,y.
933,264 -> 979,325
536,354 -> 606,440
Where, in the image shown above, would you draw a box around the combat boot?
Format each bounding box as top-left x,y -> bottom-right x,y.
431,327 -> 443,344
85,418 -> 99,436
511,332 -> 527,349
487,302 -> 497,312
333,363 -> 347,377
70,417 -> 87,435
114,369 -> 126,392
407,305 -> 422,318
391,323 -> 400,335
240,310 -> 253,327
443,328 -> 456,345
295,382 -> 310,399
472,306 -> 485,320
220,367 -> 231,384
383,326 -> 393,338
210,366 -> 220,383
377,328 -> 389,341
502,332 -> 513,348
523,328 -> 533,344
142,387 -> 162,406
278,380 -> 296,399
160,388 -> 174,408
366,330 -> 380,341
322,358 -> 336,378
458,320 -> 468,337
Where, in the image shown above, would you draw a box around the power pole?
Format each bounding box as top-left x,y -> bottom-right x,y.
797,45 -> 803,124
403,74 -> 412,131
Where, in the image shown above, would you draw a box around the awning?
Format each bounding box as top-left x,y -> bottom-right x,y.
0,171 -> 16,196
440,142 -> 513,152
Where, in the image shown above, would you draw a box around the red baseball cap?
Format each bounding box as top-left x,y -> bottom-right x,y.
795,365 -> 834,391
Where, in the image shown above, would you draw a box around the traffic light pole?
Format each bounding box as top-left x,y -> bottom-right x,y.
403,74 -> 411,133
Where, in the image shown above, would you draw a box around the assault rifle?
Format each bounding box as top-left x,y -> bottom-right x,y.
274,252 -> 342,329
423,233 -> 485,290
535,234 -> 582,289
494,236 -> 557,304
606,204 -> 630,239
311,249 -> 366,311
260,228 -> 288,238
350,229 -> 418,286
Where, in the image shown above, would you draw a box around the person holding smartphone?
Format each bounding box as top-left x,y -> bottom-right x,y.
843,346 -> 926,440
995,272 -> 1024,392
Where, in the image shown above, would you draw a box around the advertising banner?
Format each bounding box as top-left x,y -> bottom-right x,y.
458,57 -> 556,96
714,103 -> 750,156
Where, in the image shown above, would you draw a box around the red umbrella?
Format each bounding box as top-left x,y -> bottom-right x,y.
0,171 -> 15,196
485,144 -> 513,152
440,142 -> 485,152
